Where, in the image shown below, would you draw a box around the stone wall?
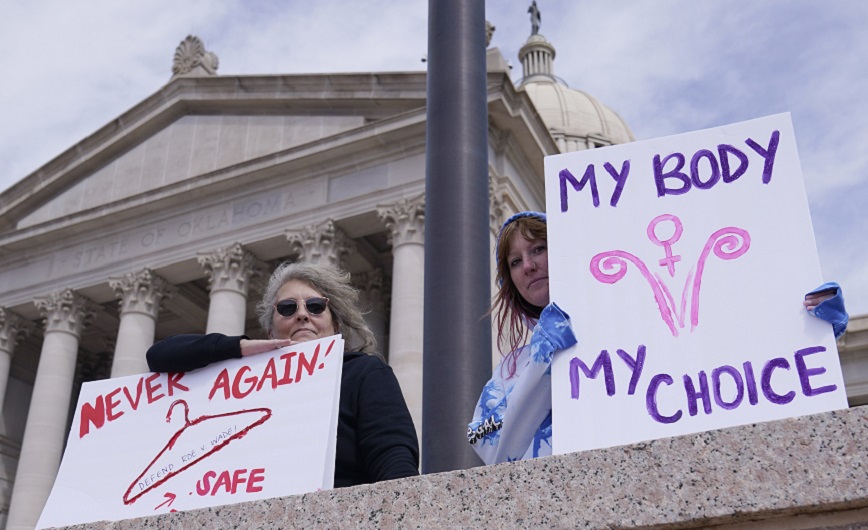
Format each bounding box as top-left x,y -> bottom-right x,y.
57,405 -> 868,529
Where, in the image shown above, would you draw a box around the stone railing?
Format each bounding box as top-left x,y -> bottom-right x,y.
60,406 -> 868,529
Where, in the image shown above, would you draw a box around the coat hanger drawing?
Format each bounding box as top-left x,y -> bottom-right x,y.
123,399 -> 272,505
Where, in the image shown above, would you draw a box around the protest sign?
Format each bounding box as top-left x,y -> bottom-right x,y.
37,335 -> 343,528
545,113 -> 847,455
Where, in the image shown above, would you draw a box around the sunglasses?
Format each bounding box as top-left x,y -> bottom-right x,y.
274,297 -> 330,317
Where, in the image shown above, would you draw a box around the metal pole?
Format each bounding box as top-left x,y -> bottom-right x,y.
422,0 -> 491,473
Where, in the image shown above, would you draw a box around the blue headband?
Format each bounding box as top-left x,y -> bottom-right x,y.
497,211 -> 547,245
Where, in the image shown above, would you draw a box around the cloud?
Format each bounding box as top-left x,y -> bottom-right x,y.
493,0 -> 868,314
0,0 -> 222,186
1,0 -> 865,315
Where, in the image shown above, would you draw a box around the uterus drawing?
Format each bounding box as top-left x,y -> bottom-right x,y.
589,214 -> 751,337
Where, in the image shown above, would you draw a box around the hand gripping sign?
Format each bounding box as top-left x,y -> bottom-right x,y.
545,114 -> 847,455
37,335 -> 343,529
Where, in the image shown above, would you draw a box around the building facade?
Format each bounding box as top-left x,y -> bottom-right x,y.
0,30 -> 864,530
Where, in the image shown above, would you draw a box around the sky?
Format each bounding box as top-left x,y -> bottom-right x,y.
1,0 -> 865,315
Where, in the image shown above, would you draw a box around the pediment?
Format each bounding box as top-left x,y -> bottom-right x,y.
2,72 -> 428,232
18,113 -> 368,229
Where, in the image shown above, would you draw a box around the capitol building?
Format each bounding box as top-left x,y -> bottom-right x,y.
0,22 -> 864,530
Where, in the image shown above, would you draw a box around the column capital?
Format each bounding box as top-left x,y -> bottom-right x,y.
197,243 -> 264,296
33,289 -> 99,337
0,307 -> 35,354
377,194 -> 425,247
108,268 -> 177,319
285,219 -> 356,266
77,348 -> 113,382
489,173 -> 509,236
352,268 -> 388,301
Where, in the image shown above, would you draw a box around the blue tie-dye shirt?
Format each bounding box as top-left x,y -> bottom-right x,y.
806,282 -> 848,339
467,303 -> 577,465
467,284 -> 846,465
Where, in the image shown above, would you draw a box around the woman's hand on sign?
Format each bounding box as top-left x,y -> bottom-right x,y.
803,288 -> 837,312
239,338 -> 297,357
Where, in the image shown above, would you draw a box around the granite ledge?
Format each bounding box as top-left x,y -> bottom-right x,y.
59,405 -> 868,529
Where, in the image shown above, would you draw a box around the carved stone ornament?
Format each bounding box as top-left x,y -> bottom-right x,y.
108,268 -> 177,319
285,219 -> 356,266
172,35 -> 219,77
486,20 -> 496,48
377,194 -> 426,247
197,243 -> 263,295
352,268 -> 387,302
489,174 -> 508,236
0,308 -> 34,354
33,289 -> 99,336
76,349 -> 113,382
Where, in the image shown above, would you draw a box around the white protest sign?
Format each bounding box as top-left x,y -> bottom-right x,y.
37,335 -> 344,529
545,114 -> 847,455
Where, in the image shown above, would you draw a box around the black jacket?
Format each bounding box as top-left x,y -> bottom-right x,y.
146,334 -> 419,487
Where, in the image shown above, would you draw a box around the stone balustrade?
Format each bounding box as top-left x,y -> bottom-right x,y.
58,405 -> 867,529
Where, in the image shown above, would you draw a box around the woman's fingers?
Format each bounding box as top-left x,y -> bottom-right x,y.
804,292 -> 834,312
239,338 -> 297,357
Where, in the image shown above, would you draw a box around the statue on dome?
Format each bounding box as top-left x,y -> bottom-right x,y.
528,1 -> 541,35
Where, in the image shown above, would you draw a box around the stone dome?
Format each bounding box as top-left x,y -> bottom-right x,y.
518,34 -> 634,152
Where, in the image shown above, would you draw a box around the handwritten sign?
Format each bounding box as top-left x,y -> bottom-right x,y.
545,114 -> 847,455
37,335 -> 344,528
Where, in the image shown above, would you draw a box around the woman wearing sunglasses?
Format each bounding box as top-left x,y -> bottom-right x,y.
147,261 -> 419,487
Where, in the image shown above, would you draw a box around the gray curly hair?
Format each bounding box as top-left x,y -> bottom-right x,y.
256,261 -> 379,356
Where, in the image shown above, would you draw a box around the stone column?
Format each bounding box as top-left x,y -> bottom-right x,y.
377,195 -> 425,442
353,268 -> 389,358
108,269 -> 176,377
197,243 -> 262,336
0,308 -> 34,414
285,218 -> 355,267
7,289 -> 98,530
